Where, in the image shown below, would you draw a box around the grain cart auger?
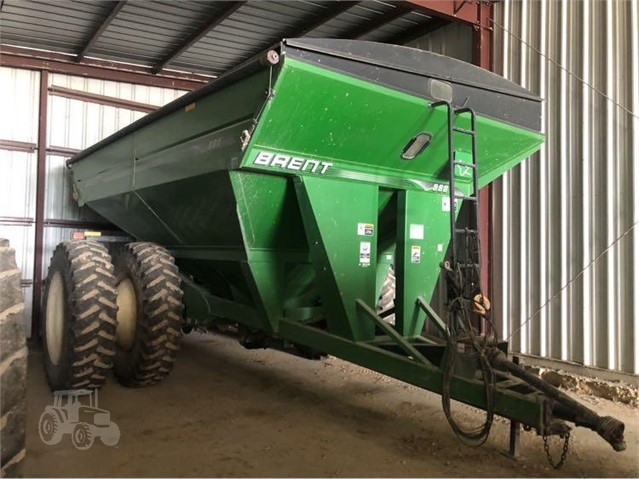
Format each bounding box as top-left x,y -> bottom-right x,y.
44,39 -> 624,464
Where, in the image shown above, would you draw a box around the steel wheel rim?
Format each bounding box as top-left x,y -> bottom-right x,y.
45,272 -> 65,365
116,278 -> 137,350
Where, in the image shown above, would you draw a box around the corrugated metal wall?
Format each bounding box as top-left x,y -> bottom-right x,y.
0,68 -> 40,328
492,0 -> 639,374
0,66 -> 187,337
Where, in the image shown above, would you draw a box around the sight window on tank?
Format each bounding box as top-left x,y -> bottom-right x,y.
401,132 -> 432,160
429,79 -> 454,102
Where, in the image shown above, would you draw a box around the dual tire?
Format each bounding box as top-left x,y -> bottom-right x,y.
0,239 -> 28,476
42,240 -> 182,390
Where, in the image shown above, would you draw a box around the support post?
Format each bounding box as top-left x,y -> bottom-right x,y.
31,70 -> 48,339
507,420 -> 521,458
472,1 -> 493,303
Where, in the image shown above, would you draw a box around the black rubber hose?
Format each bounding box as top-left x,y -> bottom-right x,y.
441,298 -> 496,446
488,348 -> 626,452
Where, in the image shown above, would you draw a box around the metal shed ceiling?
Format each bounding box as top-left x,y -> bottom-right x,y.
0,0 -> 445,77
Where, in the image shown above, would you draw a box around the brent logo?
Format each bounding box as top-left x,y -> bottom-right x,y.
253,150 -> 333,174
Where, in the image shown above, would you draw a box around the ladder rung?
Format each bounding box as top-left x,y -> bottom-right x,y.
454,161 -> 476,168
453,127 -> 475,136
454,194 -> 478,202
455,228 -> 478,234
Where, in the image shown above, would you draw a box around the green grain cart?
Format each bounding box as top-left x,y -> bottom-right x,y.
42,39 -> 625,463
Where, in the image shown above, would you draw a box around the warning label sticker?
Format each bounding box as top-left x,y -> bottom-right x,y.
359,241 -> 371,267
409,223 -> 424,240
357,223 -> 374,236
411,245 -> 421,264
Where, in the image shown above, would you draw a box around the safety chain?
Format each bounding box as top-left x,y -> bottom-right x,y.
543,432 -> 570,469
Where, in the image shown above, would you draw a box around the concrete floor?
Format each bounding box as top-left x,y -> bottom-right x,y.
25,332 -> 638,477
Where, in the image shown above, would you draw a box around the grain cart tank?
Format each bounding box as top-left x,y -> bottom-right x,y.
42,39 -> 625,465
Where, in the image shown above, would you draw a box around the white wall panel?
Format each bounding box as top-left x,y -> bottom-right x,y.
0,68 -> 39,337
0,223 -> 35,282
0,150 -> 36,219
492,0 -> 638,374
44,154 -> 104,222
0,67 -> 39,142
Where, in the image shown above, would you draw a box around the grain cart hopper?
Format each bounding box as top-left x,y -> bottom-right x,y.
42,39 -> 625,464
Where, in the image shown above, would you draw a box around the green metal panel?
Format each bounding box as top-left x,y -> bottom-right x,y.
241,58 -> 543,189
294,176 -> 378,341
395,189 -> 452,337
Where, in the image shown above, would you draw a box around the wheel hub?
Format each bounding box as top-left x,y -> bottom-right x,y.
45,272 -> 65,365
116,278 -> 137,350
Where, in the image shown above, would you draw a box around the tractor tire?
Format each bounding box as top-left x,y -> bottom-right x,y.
377,267 -> 395,312
0,239 -> 27,478
71,423 -> 94,450
42,240 -> 118,391
112,242 -> 183,387
38,411 -> 62,445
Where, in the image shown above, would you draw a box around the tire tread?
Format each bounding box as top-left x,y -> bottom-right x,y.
114,242 -> 183,387
43,240 -> 117,390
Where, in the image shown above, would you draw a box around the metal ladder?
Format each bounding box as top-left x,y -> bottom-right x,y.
430,101 -> 481,299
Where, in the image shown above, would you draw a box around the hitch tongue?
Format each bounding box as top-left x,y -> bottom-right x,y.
488,348 -> 626,452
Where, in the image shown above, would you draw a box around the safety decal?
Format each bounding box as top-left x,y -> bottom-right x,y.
357,223 -> 374,236
411,245 -> 421,264
359,241 -> 371,267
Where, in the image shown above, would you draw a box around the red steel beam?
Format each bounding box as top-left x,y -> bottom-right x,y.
49,85 -> 158,113
472,1 -> 493,300
0,140 -> 82,157
32,70 -> 48,340
1,45 -> 210,90
0,139 -> 36,153
46,146 -> 81,157
472,1 -> 492,70
404,0 -> 489,25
